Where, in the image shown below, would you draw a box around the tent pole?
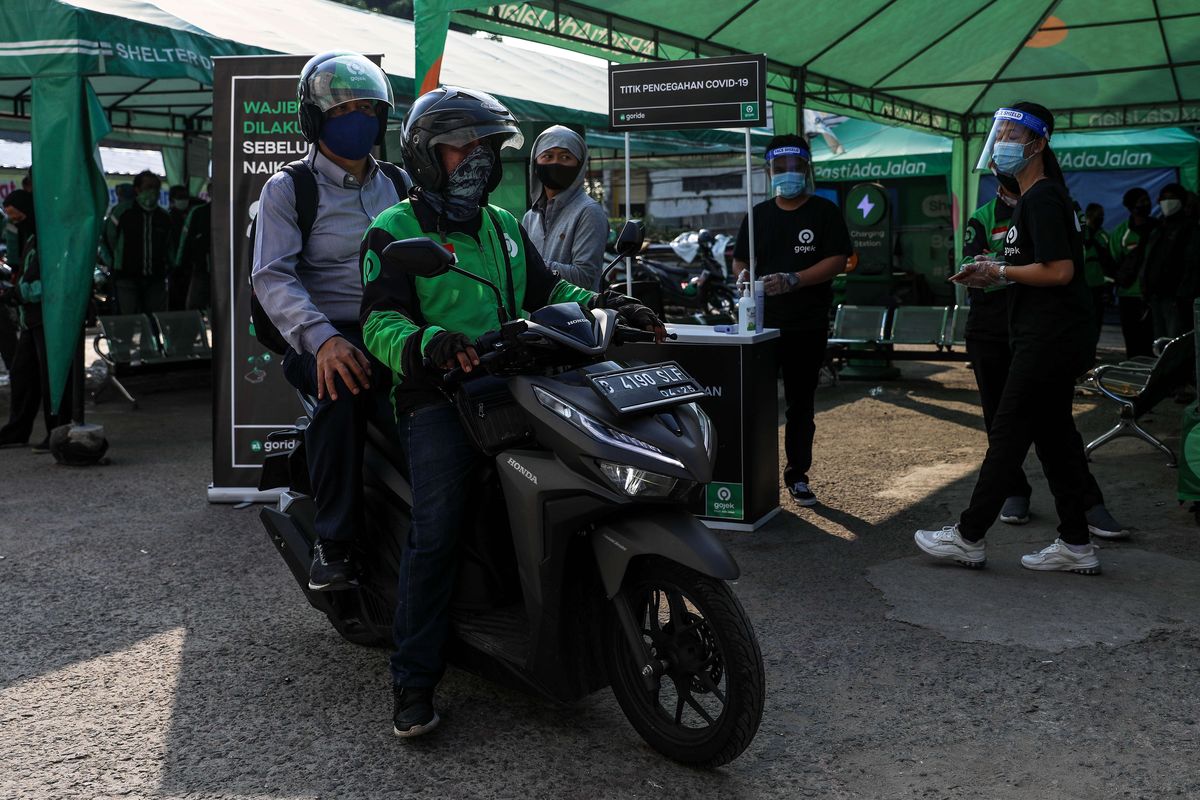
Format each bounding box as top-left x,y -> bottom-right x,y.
624,131 -> 632,296
744,127 -> 755,289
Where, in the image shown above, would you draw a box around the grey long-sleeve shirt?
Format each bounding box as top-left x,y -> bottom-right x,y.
523,187 -> 610,290
251,147 -> 402,355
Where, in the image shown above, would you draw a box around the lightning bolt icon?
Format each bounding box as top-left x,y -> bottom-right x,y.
857,194 -> 875,220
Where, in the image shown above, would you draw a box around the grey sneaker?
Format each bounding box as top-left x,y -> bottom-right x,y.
1086,505 -> 1130,540
914,524 -> 986,568
999,495 -> 1030,525
1020,539 -> 1101,575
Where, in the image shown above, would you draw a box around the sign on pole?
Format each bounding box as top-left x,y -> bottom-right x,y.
209,54 -> 313,502
608,54 -> 767,132
844,182 -> 892,275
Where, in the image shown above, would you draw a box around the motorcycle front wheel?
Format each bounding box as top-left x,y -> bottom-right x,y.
605,556 -> 765,767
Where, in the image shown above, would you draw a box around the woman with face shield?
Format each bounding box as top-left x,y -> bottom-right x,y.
915,102 -> 1113,574
732,135 -> 852,508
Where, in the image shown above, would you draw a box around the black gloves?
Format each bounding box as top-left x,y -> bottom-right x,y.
588,291 -> 664,331
425,331 -> 473,368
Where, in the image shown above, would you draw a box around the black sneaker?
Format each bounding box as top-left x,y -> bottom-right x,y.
393,686 -> 439,738
787,481 -> 818,507
307,539 -> 357,591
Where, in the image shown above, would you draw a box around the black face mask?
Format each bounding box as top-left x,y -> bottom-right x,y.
535,161 -> 580,192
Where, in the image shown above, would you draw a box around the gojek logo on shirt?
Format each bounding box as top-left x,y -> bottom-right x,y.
1003,224 -> 1021,260
794,229 -> 817,254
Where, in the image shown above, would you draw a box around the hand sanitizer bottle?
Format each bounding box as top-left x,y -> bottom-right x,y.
738,284 -> 756,334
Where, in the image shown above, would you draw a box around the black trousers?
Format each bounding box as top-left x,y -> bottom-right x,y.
966,336 -> 1103,508
0,325 -> 68,444
959,343 -> 1094,545
280,325 -> 392,544
779,327 -> 828,486
1118,295 -> 1154,358
0,305 -> 17,371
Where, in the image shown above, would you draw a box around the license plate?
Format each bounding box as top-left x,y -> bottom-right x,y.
588,362 -> 706,414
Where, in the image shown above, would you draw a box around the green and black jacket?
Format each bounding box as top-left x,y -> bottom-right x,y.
360,197 -> 595,415
101,200 -> 172,279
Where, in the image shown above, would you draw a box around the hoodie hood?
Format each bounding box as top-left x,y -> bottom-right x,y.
529,125 -> 589,205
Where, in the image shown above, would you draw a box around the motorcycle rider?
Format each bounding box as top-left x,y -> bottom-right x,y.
252,52 -> 403,592
522,125 -> 609,290
358,86 -> 664,738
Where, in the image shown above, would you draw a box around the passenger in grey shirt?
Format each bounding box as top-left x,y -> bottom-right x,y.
522,126 -> 610,290
251,51 -> 404,593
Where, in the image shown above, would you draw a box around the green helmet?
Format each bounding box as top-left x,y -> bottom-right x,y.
298,52 -> 394,144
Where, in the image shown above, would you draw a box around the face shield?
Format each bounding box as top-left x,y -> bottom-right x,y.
976,108 -> 1050,176
766,145 -> 814,199
430,121 -> 524,155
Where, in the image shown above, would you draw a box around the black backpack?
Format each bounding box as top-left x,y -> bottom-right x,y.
248,159 -> 412,354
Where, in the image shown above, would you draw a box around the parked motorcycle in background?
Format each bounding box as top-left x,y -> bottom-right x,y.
605,228 -> 738,325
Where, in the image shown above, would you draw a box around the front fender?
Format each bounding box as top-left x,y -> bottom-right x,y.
589,510 -> 739,598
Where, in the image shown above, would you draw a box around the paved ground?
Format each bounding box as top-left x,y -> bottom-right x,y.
1,356 -> 1198,800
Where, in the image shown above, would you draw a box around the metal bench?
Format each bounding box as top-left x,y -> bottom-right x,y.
92,311 -> 212,408
1084,330 -> 1195,466
882,306 -> 951,348
828,305 -> 888,346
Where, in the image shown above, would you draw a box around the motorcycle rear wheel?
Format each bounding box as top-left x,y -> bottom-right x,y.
605,556 -> 764,767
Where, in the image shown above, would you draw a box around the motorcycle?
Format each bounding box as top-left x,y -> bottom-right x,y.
259,222 -> 765,767
606,229 -> 738,325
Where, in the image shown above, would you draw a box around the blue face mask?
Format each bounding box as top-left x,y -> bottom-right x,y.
320,111 -> 378,160
771,172 -> 807,199
992,141 -> 1033,176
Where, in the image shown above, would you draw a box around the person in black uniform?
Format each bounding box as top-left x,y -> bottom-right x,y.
732,134 -> 852,507
962,175 -> 1128,539
916,102 -> 1103,575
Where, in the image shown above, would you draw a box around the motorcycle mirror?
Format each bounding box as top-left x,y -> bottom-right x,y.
381,238 -> 455,278
614,220 -> 644,257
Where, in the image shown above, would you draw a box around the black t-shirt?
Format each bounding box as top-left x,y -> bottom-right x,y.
1001,179 -> 1093,362
733,196 -> 852,331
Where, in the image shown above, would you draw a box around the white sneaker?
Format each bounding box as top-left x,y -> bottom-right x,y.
914,524 -> 986,568
1020,539 -> 1101,575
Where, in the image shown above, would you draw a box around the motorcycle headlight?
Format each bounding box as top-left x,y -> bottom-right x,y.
534,386 -> 683,469
599,462 -> 678,498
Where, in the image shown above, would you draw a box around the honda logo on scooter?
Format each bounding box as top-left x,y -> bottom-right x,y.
506,457 -> 538,485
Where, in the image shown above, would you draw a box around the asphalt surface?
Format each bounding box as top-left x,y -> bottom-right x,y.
1,359 -> 1198,800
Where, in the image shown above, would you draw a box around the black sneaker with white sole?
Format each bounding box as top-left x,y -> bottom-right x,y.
393,686 -> 439,738
307,539 -> 357,591
787,481 -> 818,507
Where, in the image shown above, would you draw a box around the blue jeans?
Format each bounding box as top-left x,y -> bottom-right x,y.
390,402 -> 479,688
280,325 -> 392,543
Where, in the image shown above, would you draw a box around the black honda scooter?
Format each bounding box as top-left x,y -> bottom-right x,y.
259,223 -> 764,767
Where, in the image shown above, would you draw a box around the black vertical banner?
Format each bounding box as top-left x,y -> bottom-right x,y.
209,55 -> 312,502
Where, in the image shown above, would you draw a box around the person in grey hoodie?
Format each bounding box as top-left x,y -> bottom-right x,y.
522,125 -> 610,290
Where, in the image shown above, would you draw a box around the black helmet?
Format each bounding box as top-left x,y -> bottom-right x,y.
400,86 -> 523,192
297,51 -> 394,145
697,228 -> 715,245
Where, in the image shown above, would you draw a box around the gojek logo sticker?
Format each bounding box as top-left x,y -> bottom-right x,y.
503,232 -> 519,259
705,482 -> 744,520
363,249 -> 381,283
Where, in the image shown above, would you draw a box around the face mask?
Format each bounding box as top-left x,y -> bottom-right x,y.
991,141 -> 1033,176
172,199 -> 189,211
320,111 -> 379,160
771,172 -> 807,199
535,161 -> 580,192
425,145 -> 495,222
137,190 -> 159,210
1160,198 -> 1183,217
